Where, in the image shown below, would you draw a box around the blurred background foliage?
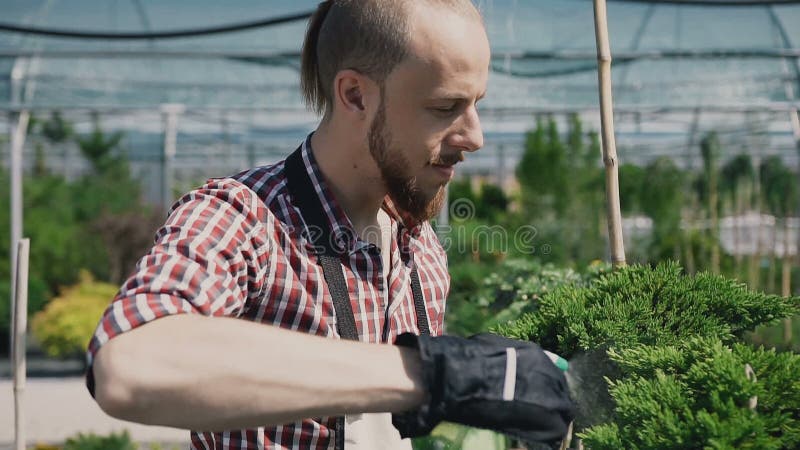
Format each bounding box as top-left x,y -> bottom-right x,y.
31,270 -> 118,359
32,429 -> 182,450
1,112 -> 162,355
445,113 -> 799,352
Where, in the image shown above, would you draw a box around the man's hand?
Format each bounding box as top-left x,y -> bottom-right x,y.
392,333 -> 575,445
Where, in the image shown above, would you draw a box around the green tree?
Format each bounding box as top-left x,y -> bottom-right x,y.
448,179 -> 479,211
639,157 -> 684,261
515,115 -> 604,265
617,163 -> 645,215
72,119 -> 143,223
721,154 -> 755,205
760,156 -> 797,218
76,115 -> 125,174
759,156 -> 799,345
516,116 -> 551,212
721,154 -> 755,278
40,110 -> 74,144
700,132 -> 721,273
476,184 -> 509,221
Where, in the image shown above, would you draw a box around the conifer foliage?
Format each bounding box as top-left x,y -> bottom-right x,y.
580,338 -> 800,449
493,262 -> 800,449
495,261 -> 798,357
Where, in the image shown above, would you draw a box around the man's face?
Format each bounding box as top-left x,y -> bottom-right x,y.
368,3 -> 490,223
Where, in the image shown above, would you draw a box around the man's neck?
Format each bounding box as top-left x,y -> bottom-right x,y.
309,122 -> 387,236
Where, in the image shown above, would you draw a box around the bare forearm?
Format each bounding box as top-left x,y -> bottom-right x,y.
92,314 -> 425,431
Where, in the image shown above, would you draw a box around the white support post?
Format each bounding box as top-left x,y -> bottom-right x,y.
9,110 -> 29,358
13,238 -> 30,450
160,103 -> 184,213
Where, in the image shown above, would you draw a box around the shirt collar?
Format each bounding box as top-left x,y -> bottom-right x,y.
381,196 -> 423,239
300,135 -> 365,254
299,135 -> 423,255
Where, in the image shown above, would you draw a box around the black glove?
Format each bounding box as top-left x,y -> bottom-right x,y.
392,332 -> 575,445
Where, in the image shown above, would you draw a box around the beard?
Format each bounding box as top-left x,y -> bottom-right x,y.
368,98 -> 447,224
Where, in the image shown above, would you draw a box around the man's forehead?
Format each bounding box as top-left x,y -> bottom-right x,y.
386,51 -> 488,100
406,4 -> 487,57
389,4 -> 489,98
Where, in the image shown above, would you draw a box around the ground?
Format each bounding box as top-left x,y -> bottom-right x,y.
0,376 -> 186,448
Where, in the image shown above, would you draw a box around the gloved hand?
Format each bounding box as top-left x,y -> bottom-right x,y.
392,333 -> 575,445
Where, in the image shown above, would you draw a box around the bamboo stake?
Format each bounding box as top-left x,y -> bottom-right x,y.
593,0 -> 626,268
559,2 -> 627,448
13,238 -> 30,450
708,146 -> 720,275
559,422 -> 573,450
782,217 -> 792,346
768,226 -> 778,294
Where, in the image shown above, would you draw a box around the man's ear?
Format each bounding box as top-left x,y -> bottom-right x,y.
333,69 -> 376,117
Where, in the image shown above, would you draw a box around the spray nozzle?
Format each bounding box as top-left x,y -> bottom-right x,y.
543,350 -> 569,372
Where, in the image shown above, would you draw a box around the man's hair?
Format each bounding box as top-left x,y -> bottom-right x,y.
300,0 -> 480,117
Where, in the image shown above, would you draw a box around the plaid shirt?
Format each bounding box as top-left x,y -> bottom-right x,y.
86,137 -> 449,449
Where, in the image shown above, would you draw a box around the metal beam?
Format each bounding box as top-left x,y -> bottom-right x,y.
617,3 -> 657,88
3,102 -> 800,114
1,48 -> 800,59
608,0 -> 800,5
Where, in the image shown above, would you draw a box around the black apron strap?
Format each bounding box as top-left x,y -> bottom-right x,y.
320,254 -> 359,340
410,267 -> 430,335
284,145 -> 430,450
285,148 -> 359,339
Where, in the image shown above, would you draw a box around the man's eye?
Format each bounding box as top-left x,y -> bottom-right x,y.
432,105 -> 457,114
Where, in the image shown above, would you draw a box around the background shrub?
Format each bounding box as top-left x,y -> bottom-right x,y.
445,258 -> 607,336
31,270 -> 117,359
63,430 -> 136,450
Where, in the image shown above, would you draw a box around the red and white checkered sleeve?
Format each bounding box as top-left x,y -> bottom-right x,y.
86,178 -> 272,368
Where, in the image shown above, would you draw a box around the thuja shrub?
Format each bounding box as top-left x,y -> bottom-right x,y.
494,261 -> 799,358
580,338 -> 800,449
31,270 -> 117,359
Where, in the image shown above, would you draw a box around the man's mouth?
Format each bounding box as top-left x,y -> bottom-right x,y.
431,157 -> 462,180
431,163 -> 455,180
433,153 -> 465,167
429,153 -> 464,180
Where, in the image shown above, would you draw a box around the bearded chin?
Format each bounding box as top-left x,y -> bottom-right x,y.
368,104 -> 447,224
385,174 -> 447,224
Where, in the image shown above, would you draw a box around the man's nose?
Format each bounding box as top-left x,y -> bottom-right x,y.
453,106 -> 484,152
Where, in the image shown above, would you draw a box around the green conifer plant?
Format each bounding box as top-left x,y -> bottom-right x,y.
493,261 -> 799,447
495,261 -> 799,358
579,338 -> 800,449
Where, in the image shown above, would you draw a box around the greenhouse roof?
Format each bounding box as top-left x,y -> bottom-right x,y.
1,0 -> 799,112
1,0 -> 799,180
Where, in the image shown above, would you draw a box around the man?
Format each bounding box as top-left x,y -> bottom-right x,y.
87,1 -> 574,449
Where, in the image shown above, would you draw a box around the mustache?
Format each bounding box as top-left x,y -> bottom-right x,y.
432,153 -> 465,166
